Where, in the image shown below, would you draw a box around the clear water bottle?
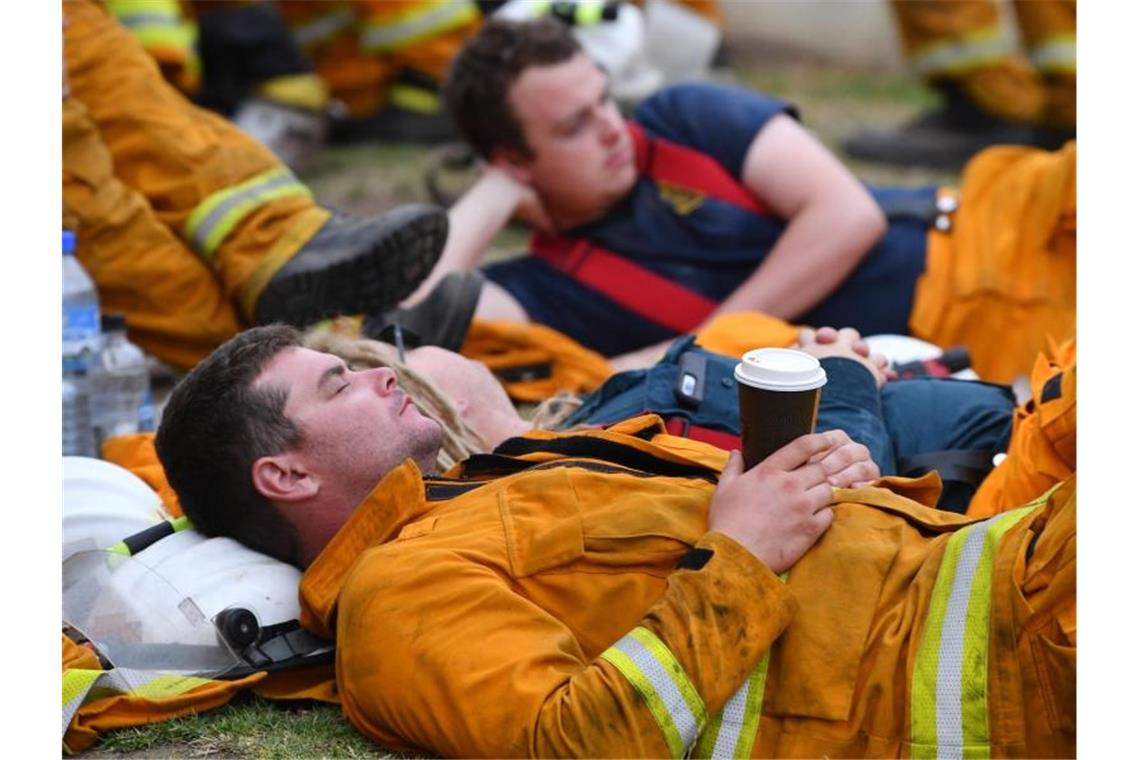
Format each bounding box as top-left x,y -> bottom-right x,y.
63,229 -> 100,457
90,313 -> 155,447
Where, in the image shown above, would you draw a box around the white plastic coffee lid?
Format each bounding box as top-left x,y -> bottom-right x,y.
734,348 -> 827,391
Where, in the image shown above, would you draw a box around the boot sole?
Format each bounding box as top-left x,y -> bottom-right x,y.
256,206 -> 447,327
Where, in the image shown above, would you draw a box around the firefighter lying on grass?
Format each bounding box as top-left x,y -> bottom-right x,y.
150,324 -> 1076,758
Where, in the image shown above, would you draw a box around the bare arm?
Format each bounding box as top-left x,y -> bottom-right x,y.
608,115 -> 885,372
708,113 -> 887,321
402,167 -> 534,305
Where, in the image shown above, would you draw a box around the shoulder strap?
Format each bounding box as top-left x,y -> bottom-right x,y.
628,122 -> 772,217
663,417 -> 742,451
530,123 -> 774,334
896,449 -> 997,489
531,232 -> 717,333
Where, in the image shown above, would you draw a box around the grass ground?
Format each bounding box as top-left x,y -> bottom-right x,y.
83,46 -> 952,760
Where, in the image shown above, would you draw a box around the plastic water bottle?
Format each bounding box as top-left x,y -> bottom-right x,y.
90,313 -> 155,447
62,230 -> 100,457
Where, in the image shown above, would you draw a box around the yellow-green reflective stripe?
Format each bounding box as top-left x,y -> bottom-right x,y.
62,666 -> 211,739
911,27 -> 1013,77
601,647 -> 687,757
564,0 -> 605,25
628,626 -> 707,728
360,0 -> 479,54
114,12 -> 180,29
911,505 -> 1035,759
185,167 -> 310,261
528,0 -> 552,17
127,23 -> 196,52
694,653 -> 767,759
390,84 -> 441,114
693,570 -> 785,758
108,0 -> 181,16
536,0 -> 605,24
600,626 -> 707,757
62,669 -> 101,736
108,0 -> 194,51
108,0 -> 180,21
292,5 -> 355,49
578,2 -> 604,25
1029,35 -> 1076,74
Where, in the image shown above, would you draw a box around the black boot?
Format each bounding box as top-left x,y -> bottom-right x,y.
841,83 -> 1074,171
362,270 -> 485,353
254,204 -> 447,327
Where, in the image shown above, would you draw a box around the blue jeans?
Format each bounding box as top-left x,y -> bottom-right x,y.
564,340 -> 1014,512
816,358 -> 1014,510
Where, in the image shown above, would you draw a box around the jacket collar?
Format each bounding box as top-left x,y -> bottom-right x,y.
298,459 -> 429,639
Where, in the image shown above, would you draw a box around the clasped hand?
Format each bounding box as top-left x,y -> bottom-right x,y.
708,430 -> 877,573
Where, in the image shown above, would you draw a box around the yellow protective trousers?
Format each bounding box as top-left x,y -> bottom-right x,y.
890,0 -> 1076,128
911,140 -> 1076,384
105,0 -> 200,93
63,0 -> 330,370
279,0 -> 481,119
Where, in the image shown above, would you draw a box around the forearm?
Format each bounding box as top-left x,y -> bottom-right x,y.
708,199 -> 886,322
536,533 -> 795,756
402,170 -> 522,304
360,535 -> 794,758
816,357 -> 895,475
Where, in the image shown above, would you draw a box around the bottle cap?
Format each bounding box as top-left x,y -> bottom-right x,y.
63,230 -> 76,255
101,313 -> 128,333
734,348 -> 827,392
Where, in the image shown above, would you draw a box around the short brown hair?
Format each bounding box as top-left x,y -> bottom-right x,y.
155,326 -> 305,566
443,17 -> 582,160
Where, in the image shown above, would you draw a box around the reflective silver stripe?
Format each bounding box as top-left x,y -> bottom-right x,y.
1029,38 -> 1076,73
115,12 -> 180,29
911,31 -> 1013,76
291,6 -> 355,48
188,170 -> 305,259
63,667 -> 210,740
709,676 -> 752,758
933,519 -> 991,758
911,503 -> 1036,759
360,0 -> 477,53
600,628 -> 707,757
612,634 -> 702,751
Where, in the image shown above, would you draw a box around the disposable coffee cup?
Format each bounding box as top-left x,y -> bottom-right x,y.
735,348 -> 827,469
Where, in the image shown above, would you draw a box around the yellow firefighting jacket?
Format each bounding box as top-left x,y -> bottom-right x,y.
969,337 -> 1076,518
910,140 -> 1075,383
299,415 -> 1075,758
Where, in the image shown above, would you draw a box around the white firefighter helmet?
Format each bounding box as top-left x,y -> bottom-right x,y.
63,456 -> 168,562
63,524 -> 333,678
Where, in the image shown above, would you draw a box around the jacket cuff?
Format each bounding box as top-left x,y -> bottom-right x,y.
641,531 -> 796,717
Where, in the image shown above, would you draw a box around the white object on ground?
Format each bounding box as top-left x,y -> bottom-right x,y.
862,334 -> 980,381
643,0 -> 721,85
63,529 -> 329,676
232,98 -> 326,174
